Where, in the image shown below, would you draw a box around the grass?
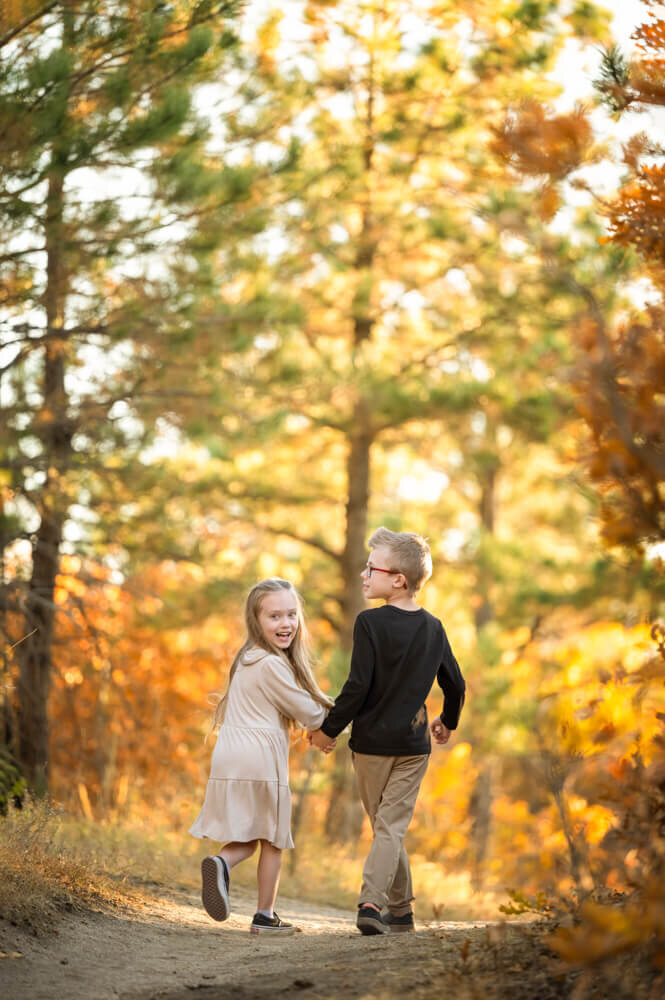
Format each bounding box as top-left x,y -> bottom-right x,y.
0,799 -> 503,934
0,799 -> 146,933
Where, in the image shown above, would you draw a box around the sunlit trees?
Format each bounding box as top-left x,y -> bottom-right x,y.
486,0 -> 665,972
0,0 -> 261,789
195,0 -> 616,646
492,0 -> 665,554
191,0 -> 616,843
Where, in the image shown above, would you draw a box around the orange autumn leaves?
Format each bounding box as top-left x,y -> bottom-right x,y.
490,102 -> 593,221
48,557 -> 237,816
491,2 -> 665,552
35,558 -> 665,944
574,305 -> 665,549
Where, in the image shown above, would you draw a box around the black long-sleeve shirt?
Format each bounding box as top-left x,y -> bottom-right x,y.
320,605 -> 465,756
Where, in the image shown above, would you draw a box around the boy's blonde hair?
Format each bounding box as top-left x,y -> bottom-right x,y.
212,578 -> 331,730
368,527 -> 432,594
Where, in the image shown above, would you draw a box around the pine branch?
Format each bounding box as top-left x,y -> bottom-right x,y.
0,0 -> 57,50
259,524 -> 342,564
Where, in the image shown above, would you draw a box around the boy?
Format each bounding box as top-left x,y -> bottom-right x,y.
310,527 -> 465,935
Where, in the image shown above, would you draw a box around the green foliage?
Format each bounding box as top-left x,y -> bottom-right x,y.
27,47 -> 74,92
508,2 -> 555,31
0,746 -> 26,815
0,0 -> 276,786
122,88 -> 191,147
593,46 -> 631,113
567,1 -> 613,42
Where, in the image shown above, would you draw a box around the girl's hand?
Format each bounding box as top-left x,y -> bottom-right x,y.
309,729 -> 336,753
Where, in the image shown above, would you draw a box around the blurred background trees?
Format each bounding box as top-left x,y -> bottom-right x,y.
0,0 -> 261,788
1,0 -> 664,969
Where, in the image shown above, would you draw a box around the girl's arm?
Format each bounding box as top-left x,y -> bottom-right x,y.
262,657 -> 327,730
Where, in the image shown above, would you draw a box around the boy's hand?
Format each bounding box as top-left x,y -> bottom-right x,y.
308,729 -> 336,753
430,716 -> 451,745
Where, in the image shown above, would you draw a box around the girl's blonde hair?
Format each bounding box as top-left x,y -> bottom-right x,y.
212,577 -> 332,730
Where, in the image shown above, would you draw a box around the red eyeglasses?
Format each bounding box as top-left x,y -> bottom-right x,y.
364,563 -> 398,577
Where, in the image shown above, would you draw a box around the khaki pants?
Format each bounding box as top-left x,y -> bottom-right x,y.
352,751 -> 430,915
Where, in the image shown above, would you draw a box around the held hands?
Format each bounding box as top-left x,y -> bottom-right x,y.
430,716 -> 451,746
308,729 -> 337,754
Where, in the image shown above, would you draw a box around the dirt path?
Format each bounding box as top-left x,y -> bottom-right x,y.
0,882 -> 621,1000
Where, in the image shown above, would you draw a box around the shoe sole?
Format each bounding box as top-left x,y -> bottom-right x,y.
250,924 -> 296,935
388,924 -> 415,933
201,856 -> 230,922
357,916 -> 389,935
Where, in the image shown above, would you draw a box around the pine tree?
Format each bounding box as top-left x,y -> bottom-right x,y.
0,0 -> 257,789
177,0 -> 614,840
196,0 -> 614,644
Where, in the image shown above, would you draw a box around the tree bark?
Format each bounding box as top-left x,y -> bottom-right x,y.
473,460 -> 498,630
324,402 -> 374,843
469,456 -> 499,883
17,166 -> 71,792
338,398 -> 373,652
325,55 -> 377,844
469,758 -> 495,892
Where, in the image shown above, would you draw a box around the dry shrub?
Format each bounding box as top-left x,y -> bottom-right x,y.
0,798 -> 140,933
546,627 -> 665,988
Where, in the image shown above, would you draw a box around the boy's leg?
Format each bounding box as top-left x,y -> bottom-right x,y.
353,753 -> 429,913
387,844 -> 414,917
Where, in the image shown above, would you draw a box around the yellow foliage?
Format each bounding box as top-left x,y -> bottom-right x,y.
550,890 -> 665,965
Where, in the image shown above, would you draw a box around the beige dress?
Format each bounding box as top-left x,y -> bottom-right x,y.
189,647 -> 326,850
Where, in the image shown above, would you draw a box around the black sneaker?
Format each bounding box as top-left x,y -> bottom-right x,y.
250,911 -> 295,935
201,855 -> 230,922
384,911 -> 415,933
356,904 -> 389,935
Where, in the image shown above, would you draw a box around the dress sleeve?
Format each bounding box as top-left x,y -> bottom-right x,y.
261,656 -> 327,730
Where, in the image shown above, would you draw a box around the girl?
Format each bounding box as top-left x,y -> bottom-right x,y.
189,577 -> 333,935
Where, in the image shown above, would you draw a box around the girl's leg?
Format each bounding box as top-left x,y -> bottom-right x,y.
256,839 -> 282,913
201,840 -> 258,922
219,840 -> 258,870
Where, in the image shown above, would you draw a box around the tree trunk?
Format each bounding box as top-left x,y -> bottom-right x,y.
325,64 -> 376,843
288,748 -> 317,874
324,398 -> 373,843
469,458 -> 499,883
338,398 -> 373,652
473,460 -> 498,630
17,166 -> 71,792
469,759 -> 496,891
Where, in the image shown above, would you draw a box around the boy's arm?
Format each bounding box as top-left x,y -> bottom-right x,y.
319,616 -> 375,739
436,629 -> 466,731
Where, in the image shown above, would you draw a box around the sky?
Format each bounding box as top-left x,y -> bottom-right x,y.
554,0 -> 647,99
551,0 -> 662,208
607,0 -> 649,44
